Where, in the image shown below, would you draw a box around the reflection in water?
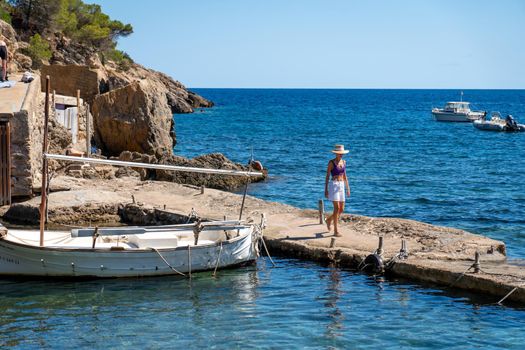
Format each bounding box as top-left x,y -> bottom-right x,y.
0,258 -> 524,349
323,265 -> 344,339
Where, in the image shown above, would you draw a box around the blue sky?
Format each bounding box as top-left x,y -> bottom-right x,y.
89,0 -> 525,89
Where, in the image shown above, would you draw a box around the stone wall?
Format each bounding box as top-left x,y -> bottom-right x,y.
41,65 -> 99,104
10,75 -> 44,197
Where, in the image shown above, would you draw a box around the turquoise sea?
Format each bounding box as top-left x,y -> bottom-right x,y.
1,89 -> 524,348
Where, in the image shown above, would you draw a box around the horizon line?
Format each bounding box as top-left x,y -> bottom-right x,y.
188,87 -> 525,91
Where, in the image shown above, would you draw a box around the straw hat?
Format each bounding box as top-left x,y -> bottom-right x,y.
331,144 -> 349,154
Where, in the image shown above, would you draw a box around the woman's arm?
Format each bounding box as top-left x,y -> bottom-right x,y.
324,161 -> 332,198
344,161 -> 351,195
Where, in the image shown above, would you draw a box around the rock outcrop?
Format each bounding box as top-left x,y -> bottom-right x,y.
116,151 -> 267,190
154,152 -> 266,190
96,61 -> 214,114
0,19 -> 32,72
92,80 -> 174,156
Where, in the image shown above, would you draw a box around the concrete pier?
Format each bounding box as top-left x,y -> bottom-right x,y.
2,175 -> 524,304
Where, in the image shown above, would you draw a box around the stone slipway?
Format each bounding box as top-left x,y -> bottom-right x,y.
2,175 -> 524,304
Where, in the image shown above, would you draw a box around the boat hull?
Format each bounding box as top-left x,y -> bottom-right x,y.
0,229 -> 259,278
473,120 -> 525,132
432,111 -> 484,122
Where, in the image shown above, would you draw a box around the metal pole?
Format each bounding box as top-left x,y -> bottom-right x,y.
39,76 -> 50,247
238,179 -> 249,221
44,154 -> 263,177
319,199 -> 325,224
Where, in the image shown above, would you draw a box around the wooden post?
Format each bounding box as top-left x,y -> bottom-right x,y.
52,90 -> 55,109
85,103 -> 91,156
330,237 -> 336,248
76,89 -> 80,143
318,199 -> 324,224
39,76 -> 51,247
473,251 -> 480,273
200,185 -> 204,194
5,122 -> 11,205
377,236 -> 384,256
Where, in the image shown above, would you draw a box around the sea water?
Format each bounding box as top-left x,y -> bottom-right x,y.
1,89 -> 524,348
1,259 -> 524,349
178,89 -> 525,257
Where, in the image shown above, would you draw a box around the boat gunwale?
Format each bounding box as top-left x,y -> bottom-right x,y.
0,227 -> 255,254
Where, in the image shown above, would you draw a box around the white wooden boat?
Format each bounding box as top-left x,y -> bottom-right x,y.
0,77 -> 266,279
0,221 -> 261,278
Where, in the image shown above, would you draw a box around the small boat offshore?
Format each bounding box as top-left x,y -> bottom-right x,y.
432,92 -> 486,122
473,113 -> 525,132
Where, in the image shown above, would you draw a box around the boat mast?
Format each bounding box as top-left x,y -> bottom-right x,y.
39,76 -> 50,247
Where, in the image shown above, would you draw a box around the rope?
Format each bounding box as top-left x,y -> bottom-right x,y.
186,208 -> 199,224
497,286 -> 519,305
188,245 -> 192,279
212,242 -> 223,277
449,264 -> 476,288
261,235 -> 276,267
384,253 -> 402,270
150,247 -> 186,277
359,263 -> 373,272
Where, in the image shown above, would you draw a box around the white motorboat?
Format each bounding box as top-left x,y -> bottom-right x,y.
473,113 -> 525,132
432,101 -> 486,122
0,221 -> 262,278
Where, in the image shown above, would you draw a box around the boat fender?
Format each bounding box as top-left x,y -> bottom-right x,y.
250,160 -> 264,171
363,253 -> 384,274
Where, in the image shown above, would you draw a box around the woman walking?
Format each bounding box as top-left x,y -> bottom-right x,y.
324,144 -> 351,237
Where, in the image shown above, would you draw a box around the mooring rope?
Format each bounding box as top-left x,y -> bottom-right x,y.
497,286 -> 520,305
186,208 -> 199,224
150,247 -> 186,277
449,264 -> 476,288
212,242 -> 223,277
260,235 -> 276,267
188,245 -> 192,279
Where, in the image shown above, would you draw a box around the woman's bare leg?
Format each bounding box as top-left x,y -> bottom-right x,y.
339,201 -> 345,220
333,201 -> 342,236
326,201 -> 336,231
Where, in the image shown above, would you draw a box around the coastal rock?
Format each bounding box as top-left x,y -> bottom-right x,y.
96,62 -> 213,114
154,152 -> 267,190
3,189 -> 126,225
0,19 -> 27,73
114,151 -> 267,190
92,80 -> 174,156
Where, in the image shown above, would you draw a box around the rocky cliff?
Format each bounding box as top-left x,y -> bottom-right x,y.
92,80 -> 175,156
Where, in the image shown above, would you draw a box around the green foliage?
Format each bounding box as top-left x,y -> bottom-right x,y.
8,0 -> 60,34
55,0 -> 77,34
101,48 -> 133,71
0,0 -> 11,23
61,1 -> 132,45
24,33 -> 52,68
8,0 -> 133,48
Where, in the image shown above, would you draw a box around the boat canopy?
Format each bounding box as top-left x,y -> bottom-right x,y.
444,102 -> 471,111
